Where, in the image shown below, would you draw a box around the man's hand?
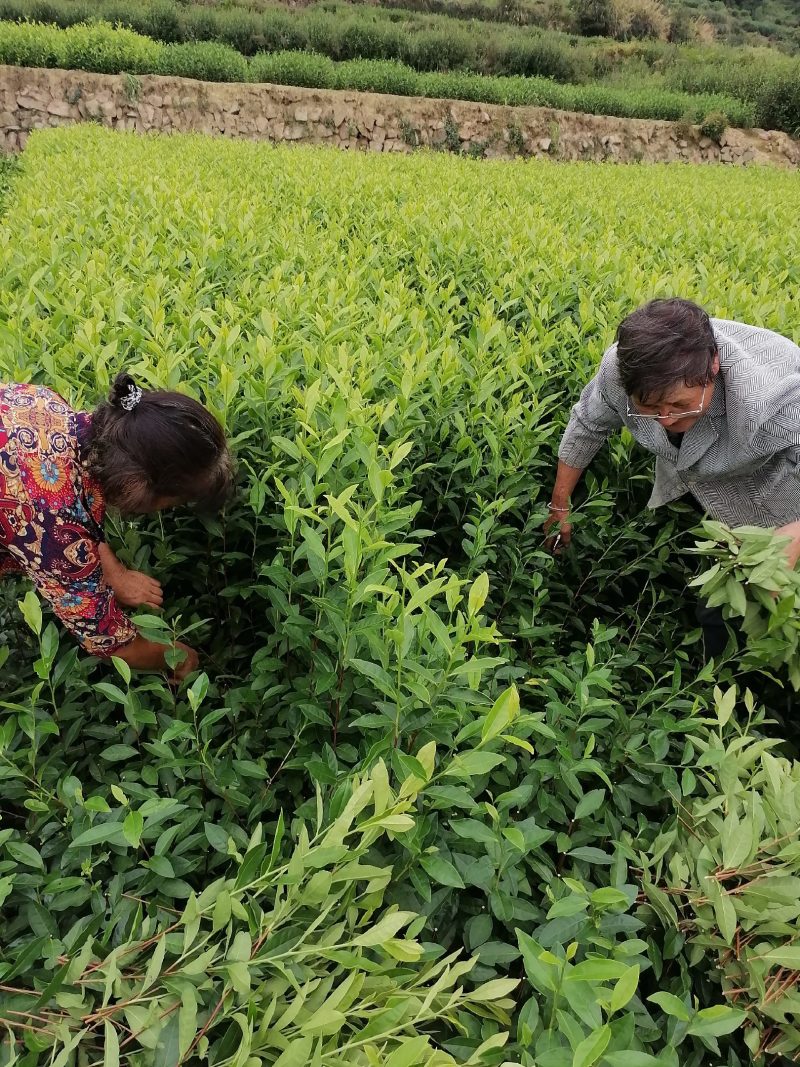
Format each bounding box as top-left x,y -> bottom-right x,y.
544,505 -> 572,554
110,568 -> 164,610
777,520 -> 800,569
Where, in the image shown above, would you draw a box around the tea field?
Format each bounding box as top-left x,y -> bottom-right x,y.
2,126 -> 800,1065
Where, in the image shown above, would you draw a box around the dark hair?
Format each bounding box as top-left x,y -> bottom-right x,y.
616,298 -> 717,402
88,372 -> 234,514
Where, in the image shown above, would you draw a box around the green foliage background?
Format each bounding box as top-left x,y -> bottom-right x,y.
2,127 -> 800,1063
3,0 -> 800,134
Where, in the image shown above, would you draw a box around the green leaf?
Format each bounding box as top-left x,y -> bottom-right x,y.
687,1005 -> 745,1039
481,684 -> 520,744
725,577 -> 747,617
303,1004 -> 346,1036
111,656 -> 131,685
103,1021 -> 119,1067
609,965 -> 639,1013
603,1055 -> 664,1067
445,750 -> 506,778
502,827 -> 526,852
69,823 -> 126,850
384,1037 -> 433,1067
18,590 -> 42,636
419,855 -> 465,888
93,682 -> 128,705
273,1037 -> 314,1067
466,978 -> 518,1002
178,985 -> 198,1057
647,991 -> 691,1021
99,745 -> 139,762
468,572 -> 490,616
450,818 -> 495,844
145,855 -> 174,878
569,960 -> 629,983
123,810 -> 144,849
714,893 -> 737,944
204,822 -> 230,854
574,789 -> 606,820
517,931 -> 557,993
758,945 -> 800,968
714,684 -> 737,727
573,1024 -> 611,1067
5,840 -> 44,870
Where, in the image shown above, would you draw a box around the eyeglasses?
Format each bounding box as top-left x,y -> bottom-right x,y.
626,379 -> 709,421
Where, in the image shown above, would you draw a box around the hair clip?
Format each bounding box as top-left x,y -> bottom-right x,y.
120,384 -> 143,412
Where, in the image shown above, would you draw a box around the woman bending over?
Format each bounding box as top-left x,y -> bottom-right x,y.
0,373 -> 233,679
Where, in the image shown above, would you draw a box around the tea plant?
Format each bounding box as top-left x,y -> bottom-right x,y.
2,126 -> 800,1063
691,521 -> 800,687
643,686 -> 800,1063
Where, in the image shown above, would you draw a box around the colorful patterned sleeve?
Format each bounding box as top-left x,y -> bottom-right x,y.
5,513 -> 137,656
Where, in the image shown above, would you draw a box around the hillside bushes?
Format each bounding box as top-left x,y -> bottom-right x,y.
0,0 -> 591,79
664,47 -> 800,135
0,20 -> 759,129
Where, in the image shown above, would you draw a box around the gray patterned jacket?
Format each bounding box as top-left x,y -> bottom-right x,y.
558,318 -> 800,527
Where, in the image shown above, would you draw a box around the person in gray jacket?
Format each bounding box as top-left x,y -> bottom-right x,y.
545,297 -> 800,655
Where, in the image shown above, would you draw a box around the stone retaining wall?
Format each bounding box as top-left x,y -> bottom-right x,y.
2,64 -> 799,167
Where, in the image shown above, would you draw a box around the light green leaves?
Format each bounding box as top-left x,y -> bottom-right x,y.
103,1021 -> 119,1067
647,992 -> 691,1022
609,966 -> 639,1014
122,809 -> 143,849
572,1024 -> 610,1067
481,684 -> 520,744
419,855 -> 465,889
468,572 -> 489,617
687,1005 -> 745,1039
18,589 -> 42,636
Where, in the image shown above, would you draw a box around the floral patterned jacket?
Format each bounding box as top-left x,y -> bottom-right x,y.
0,383 -> 136,656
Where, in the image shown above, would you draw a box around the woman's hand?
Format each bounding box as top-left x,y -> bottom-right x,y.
111,568 -> 164,610
98,542 -> 163,609
115,636 -> 200,682
171,641 -> 200,682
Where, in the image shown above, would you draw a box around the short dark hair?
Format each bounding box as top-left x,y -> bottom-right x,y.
616,298 -> 717,402
88,372 -> 234,514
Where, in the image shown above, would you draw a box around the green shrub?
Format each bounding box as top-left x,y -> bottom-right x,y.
159,39 -> 248,82
333,57 -> 420,95
208,7 -> 263,57
418,68 -> 507,104
493,34 -> 583,81
645,702 -> 800,1061
752,65 -> 800,135
692,523 -> 800,686
570,0 -> 615,36
401,26 -> 477,71
0,17 -> 64,66
60,20 -> 162,74
699,108 -> 728,141
257,7 -> 310,54
137,0 -> 183,44
250,49 -> 336,89
0,0 -> 798,135
330,18 -> 407,62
